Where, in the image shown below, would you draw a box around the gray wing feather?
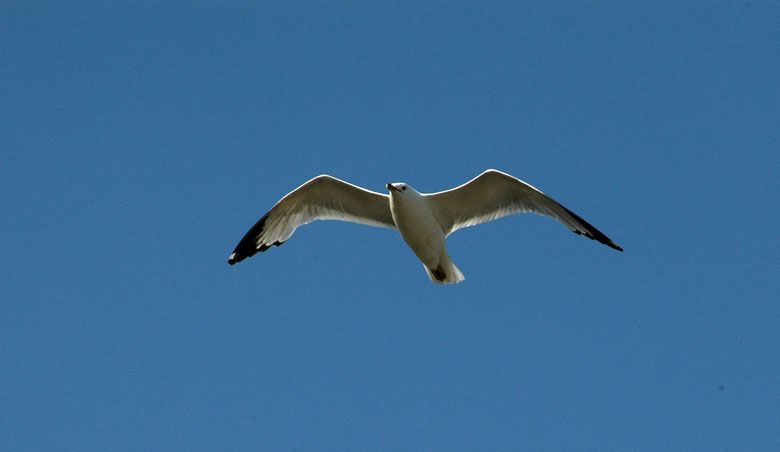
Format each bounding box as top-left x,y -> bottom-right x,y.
229,175 -> 395,264
427,169 -> 622,251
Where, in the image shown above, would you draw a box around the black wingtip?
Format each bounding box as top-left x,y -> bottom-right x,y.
581,231 -> 623,252
228,239 -> 285,266
560,204 -> 623,252
228,212 -> 271,266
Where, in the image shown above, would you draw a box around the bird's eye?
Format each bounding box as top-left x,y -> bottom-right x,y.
402,186 -> 407,191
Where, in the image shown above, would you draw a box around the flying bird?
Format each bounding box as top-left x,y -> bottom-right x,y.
228,169 -> 622,284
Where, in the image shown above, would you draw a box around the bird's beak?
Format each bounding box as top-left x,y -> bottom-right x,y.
386,183 -> 397,192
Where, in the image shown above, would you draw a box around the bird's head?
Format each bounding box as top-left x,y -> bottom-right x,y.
386,182 -> 421,198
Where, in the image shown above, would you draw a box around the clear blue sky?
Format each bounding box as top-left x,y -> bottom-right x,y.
3,2 -> 779,451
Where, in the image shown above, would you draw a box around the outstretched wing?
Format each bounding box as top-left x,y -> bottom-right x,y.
426,169 -> 622,251
229,175 -> 395,264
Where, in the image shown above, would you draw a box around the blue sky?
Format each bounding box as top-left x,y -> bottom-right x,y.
2,2 -> 779,451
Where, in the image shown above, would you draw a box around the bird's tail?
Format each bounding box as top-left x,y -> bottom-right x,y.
424,254 -> 465,285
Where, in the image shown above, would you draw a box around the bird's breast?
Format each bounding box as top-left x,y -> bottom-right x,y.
390,198 -> 445,265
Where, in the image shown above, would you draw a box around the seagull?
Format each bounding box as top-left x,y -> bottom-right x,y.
228,169 -> 622,284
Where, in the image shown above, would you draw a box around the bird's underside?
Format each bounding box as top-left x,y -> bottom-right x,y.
228,169 -> 622,284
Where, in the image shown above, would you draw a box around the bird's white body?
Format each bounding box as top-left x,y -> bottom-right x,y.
387,183 -> 464,284
228,169 -> 622,284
